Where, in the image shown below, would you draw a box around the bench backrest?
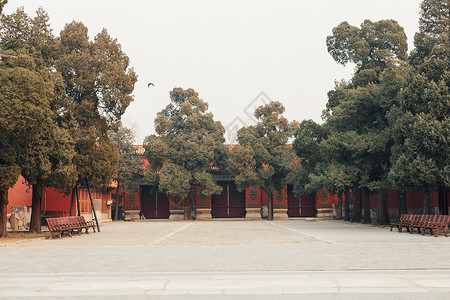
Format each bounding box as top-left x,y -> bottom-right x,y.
442,215 -> 450,225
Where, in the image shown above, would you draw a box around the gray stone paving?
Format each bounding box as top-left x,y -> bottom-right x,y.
1,219 -> 450,298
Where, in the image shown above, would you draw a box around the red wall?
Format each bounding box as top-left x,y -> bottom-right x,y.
7,176 -> 112,217
41,187 -> 72,217
329,188 -> 440,213
7,176 -> 32,213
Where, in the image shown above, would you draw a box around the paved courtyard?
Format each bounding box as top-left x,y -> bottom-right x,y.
1,219 -> 450,299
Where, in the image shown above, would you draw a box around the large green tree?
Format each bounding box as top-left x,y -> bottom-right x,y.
144,88 -> 226,219
0,10 -> 136,233
0,8 -> 77,233
287,120 -> 332,216
389,0 -> 449,214
228,101 -> 297,220
56,21 -> 137,194
324,19 -> 408,224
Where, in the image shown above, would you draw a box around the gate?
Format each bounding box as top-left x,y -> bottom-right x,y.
287,185 -> 315,217
141,186 -> 170,219
211,182 -> 246,218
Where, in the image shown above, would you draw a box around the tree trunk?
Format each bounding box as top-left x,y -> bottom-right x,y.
75,186 -> 81,216
69,188 -> 76,216
423,189 -> 432,215
336,192 -> 343,219
398,190 -> 407,216
351,185 -> 361,223
0,189 -> 8,237
268,192 -> 274,221
184,199 -> 191,220
363,188 -> 371,224
114,181 -> 120,221
376,188 -> 390,225
344,189 -> 350,221
29,183 -> 43,233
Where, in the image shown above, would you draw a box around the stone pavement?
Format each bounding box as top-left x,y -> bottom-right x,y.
1,219 -> 450,299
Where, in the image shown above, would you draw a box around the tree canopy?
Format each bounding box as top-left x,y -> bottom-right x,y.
144,88 -> 226,218
228,101 -> 297,220
0,7 -> 136,234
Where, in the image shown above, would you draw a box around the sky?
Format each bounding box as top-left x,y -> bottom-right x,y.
5,0 -> 422,144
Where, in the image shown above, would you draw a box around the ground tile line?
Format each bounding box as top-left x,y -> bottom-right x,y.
269,221 -> 335,244
148,222 -> 194,245
3,269 -> 450,277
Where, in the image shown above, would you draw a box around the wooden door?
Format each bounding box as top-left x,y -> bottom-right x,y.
141,186 -> 170,219
287,185 -> 315,217
211,182 -> 246,218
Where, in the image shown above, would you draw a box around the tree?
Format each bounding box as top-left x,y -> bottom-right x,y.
228,101 -> 296,220
0,10 -> 136,233
144,88 -> 226,219
389,0 -> 449,214
109,125 -> 145,220
324,19 -> 408,224
0,8 -> 78,232
56,21 -> 137,198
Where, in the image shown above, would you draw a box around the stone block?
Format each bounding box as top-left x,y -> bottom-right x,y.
10,206 -> 31,230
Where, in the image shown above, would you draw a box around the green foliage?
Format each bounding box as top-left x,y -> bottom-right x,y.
228,101 -> 296,194
321,18 -> 409,198
0,8 -> 136,233
287,120 -> 326,196
56,21 -> 137,187
144,88 -> 225,200
327,19 -> 407,73
0,1 -> 7,14
0,8 -> 81,232
57,22 -> 137,127
109,125 -> 145,196
389,0 -> 449,196
0,132 -> 20,191
0,8 -> 76,192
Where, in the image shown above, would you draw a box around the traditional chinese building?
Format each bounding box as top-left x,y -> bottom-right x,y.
5,146 -> 449,227
120,147 -> 448,220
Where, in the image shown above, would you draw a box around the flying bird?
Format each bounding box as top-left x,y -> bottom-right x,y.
148,83 -> 155,87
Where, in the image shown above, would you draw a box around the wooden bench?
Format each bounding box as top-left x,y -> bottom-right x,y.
46,216 -> 96,239
421,215 -> 450,237
408,215 -> 430,234
391,214 -> 450,237
391,214 -> 420,233
390,214 -> 410,232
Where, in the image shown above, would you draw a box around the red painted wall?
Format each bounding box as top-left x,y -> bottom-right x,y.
328,188 -> 440,213
7,176 -> 112,217
41,187 -> 71,217
7,176 -> 32,213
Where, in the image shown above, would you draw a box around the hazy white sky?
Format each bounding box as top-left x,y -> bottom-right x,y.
5,0 -> 422,143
